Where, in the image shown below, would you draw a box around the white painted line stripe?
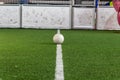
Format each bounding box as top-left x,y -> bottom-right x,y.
55,44 -> 64,80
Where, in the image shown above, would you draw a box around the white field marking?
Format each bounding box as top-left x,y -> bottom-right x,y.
55,44 -> 64,80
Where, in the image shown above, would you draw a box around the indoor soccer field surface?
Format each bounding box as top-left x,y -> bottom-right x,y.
0,29 -> 120,80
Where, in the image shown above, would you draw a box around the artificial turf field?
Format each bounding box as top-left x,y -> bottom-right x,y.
0,29 -> 56,80
0,29 -> 120,80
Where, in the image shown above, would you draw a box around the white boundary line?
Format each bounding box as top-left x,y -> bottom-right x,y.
55,44 -> 64,80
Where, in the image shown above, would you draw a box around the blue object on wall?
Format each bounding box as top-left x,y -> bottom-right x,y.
20,0 -> 28,4
105,2 -> 110,6
95,0 -> 99,8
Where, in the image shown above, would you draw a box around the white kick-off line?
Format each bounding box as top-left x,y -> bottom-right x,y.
55,44 -> 64,80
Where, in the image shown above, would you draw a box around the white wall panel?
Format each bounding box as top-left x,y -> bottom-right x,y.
97,8 -> 120,30
22,6 -> 70,29
73,8 -> 95,29
0,6 -> 20,28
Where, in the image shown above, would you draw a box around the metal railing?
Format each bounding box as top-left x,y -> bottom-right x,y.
0,0 -> 97,6
0,0 -> 20,4
0,0 -> 111,6
0,0 -> 71,4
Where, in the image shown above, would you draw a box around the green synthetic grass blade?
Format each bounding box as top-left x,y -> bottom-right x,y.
62,30 -> 120,80
0,29 -> 56,80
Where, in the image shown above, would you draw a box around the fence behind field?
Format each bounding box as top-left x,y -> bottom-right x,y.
0,0 -> 96,5
0,0 -> 20,4
0,0 -> 71,4
0,0 -> 111,6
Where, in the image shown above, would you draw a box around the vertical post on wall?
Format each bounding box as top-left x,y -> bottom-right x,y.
19,0 -> 29,28
20,4 -> 22,28
94,0 -> 99,30
70,0 -> 74,29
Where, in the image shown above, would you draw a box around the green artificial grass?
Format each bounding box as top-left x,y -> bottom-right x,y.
1,29 -> 120,80
62,30 -> 120,80
0,29 -> 56,80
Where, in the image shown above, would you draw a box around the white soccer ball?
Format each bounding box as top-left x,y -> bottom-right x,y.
53,33 -> 64,44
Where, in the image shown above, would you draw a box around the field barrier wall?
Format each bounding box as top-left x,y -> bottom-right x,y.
0,5 -> 119,30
